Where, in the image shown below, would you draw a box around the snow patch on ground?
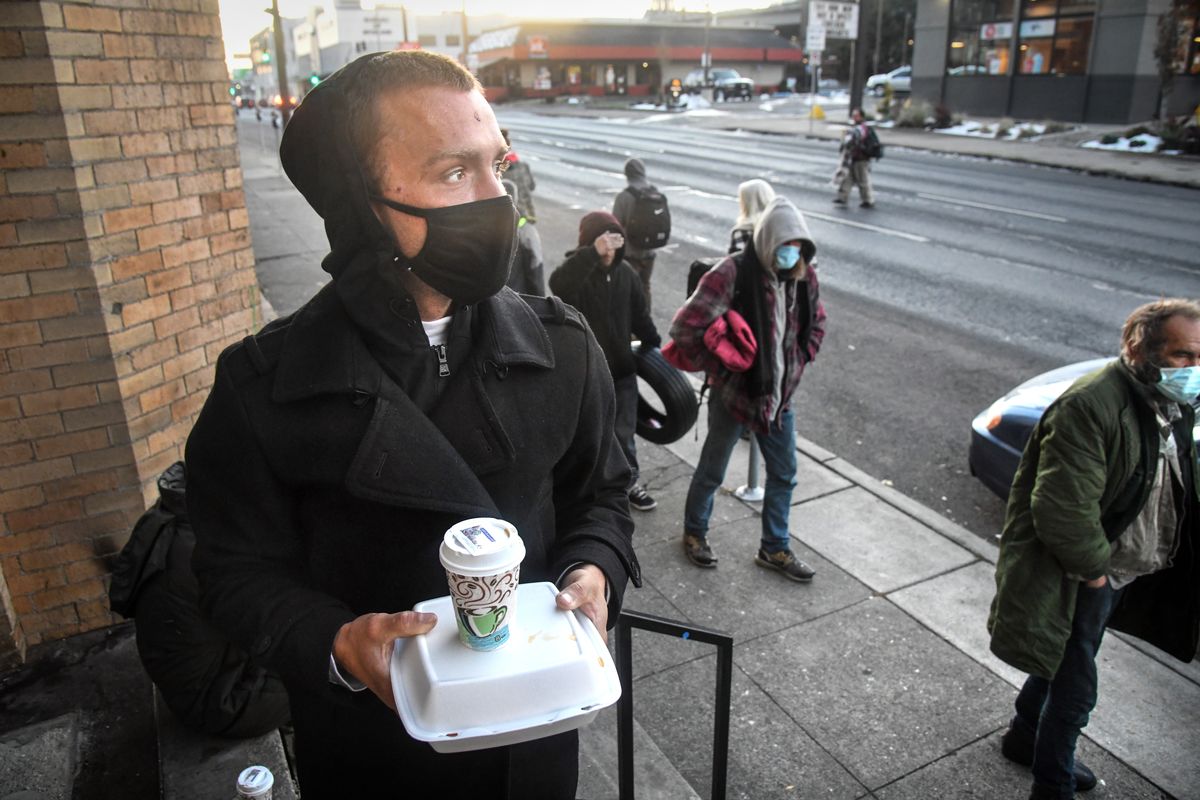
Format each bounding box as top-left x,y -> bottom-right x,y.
934,121 -> 1051,140
1080,134 -> 1164,152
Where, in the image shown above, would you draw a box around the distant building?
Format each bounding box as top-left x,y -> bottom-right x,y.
912,0 -> 1200,122
248,19 -> 302,107
469,20 -> 803,101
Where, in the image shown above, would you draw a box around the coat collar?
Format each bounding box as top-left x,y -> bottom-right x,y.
272,285 -> 554,403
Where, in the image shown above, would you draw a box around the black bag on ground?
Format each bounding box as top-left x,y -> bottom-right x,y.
108,462 -> 291,739
624,186 -> 671,249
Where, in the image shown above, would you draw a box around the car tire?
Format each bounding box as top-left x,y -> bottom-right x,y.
635,348 -> 699,445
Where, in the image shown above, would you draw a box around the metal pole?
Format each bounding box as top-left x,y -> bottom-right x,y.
735,436 -> 764,502
269,0 -> 292,126
616,620 -> 634,800
873,0 -> 883,75
460,0 -> 469,65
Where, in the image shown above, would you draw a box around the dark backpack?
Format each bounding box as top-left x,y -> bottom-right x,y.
686,257 -> 722,298
624,186 -> 671,249
864,127 -> 883,160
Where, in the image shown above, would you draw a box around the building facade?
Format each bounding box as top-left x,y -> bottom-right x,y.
469,20 -> 803,101
913,0 -> 1200,122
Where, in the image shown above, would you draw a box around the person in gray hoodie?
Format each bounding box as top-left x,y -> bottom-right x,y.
612,157 -> 661,307
668,197 -> 827,581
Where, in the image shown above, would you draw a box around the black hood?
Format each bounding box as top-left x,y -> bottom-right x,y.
280,53 -> 425,351
281,53 -> 393,279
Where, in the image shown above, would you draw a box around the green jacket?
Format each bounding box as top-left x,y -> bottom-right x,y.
988,361 -> 1199,678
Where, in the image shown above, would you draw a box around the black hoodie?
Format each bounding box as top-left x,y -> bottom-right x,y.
279,53 -> 473,411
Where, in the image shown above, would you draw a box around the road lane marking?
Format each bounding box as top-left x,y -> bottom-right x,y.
917,192 -> 1068,223
803,210 -> 931,243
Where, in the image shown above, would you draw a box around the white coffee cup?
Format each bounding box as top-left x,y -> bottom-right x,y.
439,518 -> 526,652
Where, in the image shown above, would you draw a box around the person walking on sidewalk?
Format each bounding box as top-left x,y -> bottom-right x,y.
186,51 -> 639,799
833,108 -> 878,209
502,178 -> 545,295
669,197 -> 826,581
500,128 -> 537,223
729,178 -> 775,254
988,298 -> 1200,800
550,211 -> 662,513
613,157 -> 667,308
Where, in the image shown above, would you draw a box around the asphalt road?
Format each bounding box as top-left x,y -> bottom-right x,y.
497,108 -> 1200,540
237,109 -> 1200,542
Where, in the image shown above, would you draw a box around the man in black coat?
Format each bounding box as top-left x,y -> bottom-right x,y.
185,51 -> 639,798
550,211 -> 662,512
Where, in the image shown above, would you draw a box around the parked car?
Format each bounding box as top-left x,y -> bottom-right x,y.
683,68 -> 754,101
969,358 -> 1200,500
865,65 -> 911,96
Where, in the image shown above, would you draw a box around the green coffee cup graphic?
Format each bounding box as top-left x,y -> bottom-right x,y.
440,518 -> 525,652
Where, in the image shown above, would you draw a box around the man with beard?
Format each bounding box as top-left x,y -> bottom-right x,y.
185,51 -> 639,798
989,299 -> 1200,799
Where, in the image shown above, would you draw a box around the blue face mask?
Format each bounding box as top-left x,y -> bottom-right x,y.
775,245 -> 801,272
1157,366 -> 1200,404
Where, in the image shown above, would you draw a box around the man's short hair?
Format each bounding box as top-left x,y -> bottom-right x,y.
1121,298 -> 1200,365
343,50 -> 482,188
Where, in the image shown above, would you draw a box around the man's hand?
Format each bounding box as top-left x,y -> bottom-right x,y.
1084,575 -> 1108,588
556,565 -> 609,643
593,231 -> 622,262
333,611 -> 437,709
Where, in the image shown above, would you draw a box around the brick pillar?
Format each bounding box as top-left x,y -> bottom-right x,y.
0,0 -> 260,661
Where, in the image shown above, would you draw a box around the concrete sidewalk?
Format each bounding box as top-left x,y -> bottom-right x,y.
576,404 -> 1200,799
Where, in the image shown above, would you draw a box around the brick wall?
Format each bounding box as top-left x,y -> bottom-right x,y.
0,0 -> 260,661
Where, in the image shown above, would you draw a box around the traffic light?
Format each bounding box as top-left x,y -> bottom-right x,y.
261,51 -> 271,63
309,74 -> 320,87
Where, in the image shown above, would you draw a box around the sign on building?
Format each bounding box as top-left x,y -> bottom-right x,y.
809,1 -> 859,40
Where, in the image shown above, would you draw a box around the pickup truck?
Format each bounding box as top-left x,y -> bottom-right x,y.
682,68 -> 754,101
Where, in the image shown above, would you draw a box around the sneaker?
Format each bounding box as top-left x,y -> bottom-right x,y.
627,485 -> 657,512
832,198 -> 847,206
683,534 -> 718,568
755,548 -> 815,582
860,201 -> 875,208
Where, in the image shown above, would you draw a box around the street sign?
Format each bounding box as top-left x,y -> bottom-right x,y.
809,0 -> 859,40
805,22 -> 826,53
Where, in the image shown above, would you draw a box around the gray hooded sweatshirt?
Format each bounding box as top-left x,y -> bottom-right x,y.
751,197 -> 817,416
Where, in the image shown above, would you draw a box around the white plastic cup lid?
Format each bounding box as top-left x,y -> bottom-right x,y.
237,765 -> 274,796
440,518 -> 525,575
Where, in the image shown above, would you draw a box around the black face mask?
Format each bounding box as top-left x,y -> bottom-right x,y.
371,194 -> 517,306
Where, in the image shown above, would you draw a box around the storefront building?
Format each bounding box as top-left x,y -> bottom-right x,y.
468,21 -> 803,101
912,0 -> 1200,122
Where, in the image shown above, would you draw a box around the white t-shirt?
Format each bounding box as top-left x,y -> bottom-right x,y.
422,315 -> 452,347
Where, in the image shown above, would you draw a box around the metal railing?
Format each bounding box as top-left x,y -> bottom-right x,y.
615,609 -> 733,800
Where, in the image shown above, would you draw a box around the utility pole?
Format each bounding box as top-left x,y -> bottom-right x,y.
872,0 -> 883,75
903,11 -> 912,64
702,4 -> 712,85
401,5 -> 409,44
848,0 -> 866,114
460,0 -> 469,65
268,0 -> 292,126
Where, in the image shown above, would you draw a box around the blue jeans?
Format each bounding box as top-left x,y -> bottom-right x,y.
1014,581 -> 1123,798
684,399 -> 797,553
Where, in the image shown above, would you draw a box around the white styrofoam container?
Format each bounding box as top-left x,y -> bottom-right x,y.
390,581 -> 621,753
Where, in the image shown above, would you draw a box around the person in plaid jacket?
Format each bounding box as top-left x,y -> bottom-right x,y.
669,196 -> 826,581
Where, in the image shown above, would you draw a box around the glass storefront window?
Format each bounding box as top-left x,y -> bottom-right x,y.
947,0 -> 1015,75
1052,17 -> 1092,74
